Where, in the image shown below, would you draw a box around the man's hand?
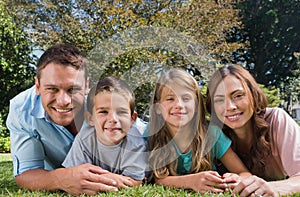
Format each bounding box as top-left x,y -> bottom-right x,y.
57,163 -> 118,195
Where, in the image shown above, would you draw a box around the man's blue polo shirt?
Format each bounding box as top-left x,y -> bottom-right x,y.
6,86 -> 76,176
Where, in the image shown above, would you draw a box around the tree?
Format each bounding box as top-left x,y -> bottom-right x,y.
237,0 -> 300,86
6,0 -> 245,116
0,0 -> 35,135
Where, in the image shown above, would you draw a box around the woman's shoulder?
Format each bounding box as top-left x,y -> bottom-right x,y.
265,107 -> 290,121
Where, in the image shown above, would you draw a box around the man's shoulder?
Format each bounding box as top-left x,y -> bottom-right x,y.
10,86 -> 37,109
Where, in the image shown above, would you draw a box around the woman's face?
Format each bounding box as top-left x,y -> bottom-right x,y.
213,75 -> 254,131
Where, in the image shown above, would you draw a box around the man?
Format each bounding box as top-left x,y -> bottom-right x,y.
6,44 -> 118,195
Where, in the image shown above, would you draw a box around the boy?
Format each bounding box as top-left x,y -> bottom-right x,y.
62,77 -> 148,188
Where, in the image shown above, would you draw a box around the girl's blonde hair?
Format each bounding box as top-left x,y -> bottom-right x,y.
148,68 -> 212,179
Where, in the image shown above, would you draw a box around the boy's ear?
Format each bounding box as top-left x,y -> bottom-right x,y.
131,111 -> 138,123
84,111 -> 95,126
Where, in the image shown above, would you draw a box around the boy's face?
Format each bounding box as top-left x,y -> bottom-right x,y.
35,63 -> 88,127
87,92 -> 137,146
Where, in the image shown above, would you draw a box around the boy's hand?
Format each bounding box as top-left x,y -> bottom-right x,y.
102,173 -> 142,189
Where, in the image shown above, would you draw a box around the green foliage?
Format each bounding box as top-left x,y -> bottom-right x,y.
237,0 -> 300,90
0,114 -> 10,152
5,0 -> 244,118
259,84 -> 280,107
0,0 -> 35,132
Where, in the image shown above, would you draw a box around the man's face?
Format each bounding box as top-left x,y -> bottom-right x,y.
35,63 -> 88,126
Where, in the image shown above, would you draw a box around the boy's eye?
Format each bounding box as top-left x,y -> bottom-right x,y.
98,110 -> 108,114
117,110 -> 129,115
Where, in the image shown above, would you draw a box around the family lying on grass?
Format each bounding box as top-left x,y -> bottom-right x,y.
6,44 -> 300,196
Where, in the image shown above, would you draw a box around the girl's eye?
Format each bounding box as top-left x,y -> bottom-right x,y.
214,98 -> 224,103
166,97 -> 174,101
182,96 -> 191,102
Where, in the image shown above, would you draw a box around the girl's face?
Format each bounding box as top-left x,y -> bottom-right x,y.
157,85 -> 196,135
213,75 -> 254,131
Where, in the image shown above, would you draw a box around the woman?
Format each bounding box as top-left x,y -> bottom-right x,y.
206,65 -> 300,196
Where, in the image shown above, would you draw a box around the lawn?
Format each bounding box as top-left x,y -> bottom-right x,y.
0,153 -> 299,197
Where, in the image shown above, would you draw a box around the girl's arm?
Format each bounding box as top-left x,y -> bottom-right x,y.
220,147 -> 251,177
155,171 -> 227,194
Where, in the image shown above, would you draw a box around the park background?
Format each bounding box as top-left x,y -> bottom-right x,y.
0,0 -> 299,196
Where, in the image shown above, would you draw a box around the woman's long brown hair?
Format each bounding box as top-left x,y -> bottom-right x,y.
206,65 -> 271,178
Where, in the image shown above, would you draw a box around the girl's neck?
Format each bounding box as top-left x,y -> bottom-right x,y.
170,125 -> 193,154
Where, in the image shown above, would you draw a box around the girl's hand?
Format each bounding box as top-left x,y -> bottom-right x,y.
190,171 -> 227,193
221,172 -> 241,191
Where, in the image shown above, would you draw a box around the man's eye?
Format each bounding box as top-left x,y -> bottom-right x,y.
69,87 -> 81,93
47,88 -> 57,92
98,110 -> 108,114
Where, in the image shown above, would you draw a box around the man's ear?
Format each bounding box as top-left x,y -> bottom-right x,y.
35,76 -> 40,95
84,111 -> 95,126
131,111 -> 138,123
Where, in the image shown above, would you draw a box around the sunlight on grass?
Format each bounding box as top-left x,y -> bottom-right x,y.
1,153 -> 299,197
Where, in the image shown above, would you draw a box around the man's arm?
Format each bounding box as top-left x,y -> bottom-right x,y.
15,164 -> 118,195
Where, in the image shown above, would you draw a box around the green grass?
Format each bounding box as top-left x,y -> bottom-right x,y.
1,153 -> 299,197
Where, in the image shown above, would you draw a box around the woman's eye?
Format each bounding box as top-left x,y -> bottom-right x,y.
233,93 -> 245,100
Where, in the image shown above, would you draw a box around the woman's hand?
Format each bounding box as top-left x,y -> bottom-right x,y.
232,175 -> 275,196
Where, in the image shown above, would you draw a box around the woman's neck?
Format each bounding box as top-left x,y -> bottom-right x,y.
234,121 -> 253,153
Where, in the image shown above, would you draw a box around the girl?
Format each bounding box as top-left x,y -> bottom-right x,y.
148,68 -> 251,194
206,64 -> 300,196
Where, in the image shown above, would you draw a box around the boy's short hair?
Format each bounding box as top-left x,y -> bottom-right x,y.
36,44 -> 88,81
87,77 -> 135,115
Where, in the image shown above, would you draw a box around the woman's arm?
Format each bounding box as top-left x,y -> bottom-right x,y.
233,175 -> 300,196
155,171 -> 227,194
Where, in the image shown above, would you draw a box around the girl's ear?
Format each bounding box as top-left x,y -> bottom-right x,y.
84,111 -> 95,126
155,103 -> 162,114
